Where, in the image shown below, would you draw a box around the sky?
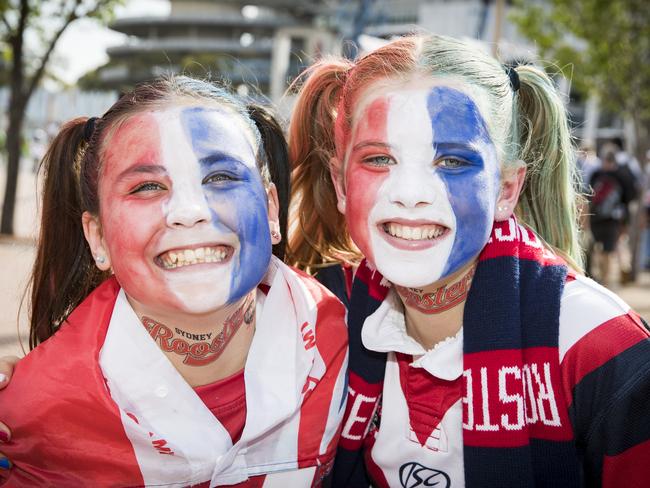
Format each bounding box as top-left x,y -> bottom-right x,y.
51,0 -> 171,84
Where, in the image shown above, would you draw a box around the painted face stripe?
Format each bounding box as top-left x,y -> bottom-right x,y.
426,87 -> 499,277
345,97 -> 392,266
180,108 -> 271,304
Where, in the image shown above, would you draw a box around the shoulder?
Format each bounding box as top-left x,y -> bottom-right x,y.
559,275 -> 647,362
558,274 -> 649,406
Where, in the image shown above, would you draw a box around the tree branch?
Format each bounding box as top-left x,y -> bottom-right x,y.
24,0 -> 84,100
1,11 -> 13,34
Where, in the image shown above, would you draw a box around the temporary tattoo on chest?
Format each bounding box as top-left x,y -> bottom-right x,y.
142,294 -> 255,366
396,266 -> 475,314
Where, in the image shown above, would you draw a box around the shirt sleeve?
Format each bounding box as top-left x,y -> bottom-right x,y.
559,278 -> 650,487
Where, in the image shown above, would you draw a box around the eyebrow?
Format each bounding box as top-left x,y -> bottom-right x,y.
351,141 -> 393,152
199,152 -> 247,168
116,164 -> 167,181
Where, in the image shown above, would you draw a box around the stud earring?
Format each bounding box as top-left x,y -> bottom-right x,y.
271,230 -> 281,240
95,255 -> 106,265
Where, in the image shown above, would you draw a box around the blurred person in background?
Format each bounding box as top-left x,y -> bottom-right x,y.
588,151 -> 636,286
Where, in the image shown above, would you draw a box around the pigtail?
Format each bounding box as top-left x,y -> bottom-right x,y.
513,66 -> 584,270
287,59 -> 360,272
247,104 -> 290,261
29,118 -> 107,348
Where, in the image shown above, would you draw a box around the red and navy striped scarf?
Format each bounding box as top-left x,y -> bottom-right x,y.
332,218 -> 582,487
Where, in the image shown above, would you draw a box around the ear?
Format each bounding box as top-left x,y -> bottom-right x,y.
266,183 -> 282,245
495,163 -> 526,221
329,156 -> 347,214
82,211 -> 112,271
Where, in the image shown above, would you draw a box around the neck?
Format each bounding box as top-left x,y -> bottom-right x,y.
127,292 -> 256,386
395,263 -> 476,350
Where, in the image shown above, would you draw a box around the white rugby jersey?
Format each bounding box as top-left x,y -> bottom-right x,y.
355,274 -> 641,488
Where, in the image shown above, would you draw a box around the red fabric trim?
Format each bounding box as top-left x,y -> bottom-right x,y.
396,353 -> 463,447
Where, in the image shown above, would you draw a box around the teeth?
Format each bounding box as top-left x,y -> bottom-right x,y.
384,223 -> 446,241
159,246 -> 229,269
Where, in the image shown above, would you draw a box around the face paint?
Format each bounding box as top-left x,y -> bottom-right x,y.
99,106 -> 271,316
343,82 -> 500,288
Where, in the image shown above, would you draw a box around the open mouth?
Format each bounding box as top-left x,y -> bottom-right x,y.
156,245 -> 233,270
381,222 -> 449,241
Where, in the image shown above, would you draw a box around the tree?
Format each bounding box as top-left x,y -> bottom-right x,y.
511,0 -> 650,277
0,0 -> 122,235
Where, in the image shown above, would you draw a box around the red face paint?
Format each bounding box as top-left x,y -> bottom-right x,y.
344,97 -> 392,266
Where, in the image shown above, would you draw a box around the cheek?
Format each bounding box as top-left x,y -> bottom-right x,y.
442,168 -> 499,273
344,164 -> 389,262
207,180 -> 271,303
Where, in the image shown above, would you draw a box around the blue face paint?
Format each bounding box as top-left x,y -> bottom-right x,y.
181,107 -> 271,304
426,87 -> 500,277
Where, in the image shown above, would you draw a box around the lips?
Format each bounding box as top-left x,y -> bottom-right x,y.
156,245 -> 233,270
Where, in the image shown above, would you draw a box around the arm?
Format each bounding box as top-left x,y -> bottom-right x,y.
0,355 -> 20,471
560,296 -> 650,487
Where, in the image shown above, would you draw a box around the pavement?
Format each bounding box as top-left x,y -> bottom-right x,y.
0,168 -> 648,358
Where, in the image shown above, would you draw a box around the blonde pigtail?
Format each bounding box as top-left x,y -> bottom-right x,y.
514,65 -> 584,270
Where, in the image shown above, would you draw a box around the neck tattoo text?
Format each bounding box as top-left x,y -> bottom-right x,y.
142,294 -> 255,366
396,266 -> 475,314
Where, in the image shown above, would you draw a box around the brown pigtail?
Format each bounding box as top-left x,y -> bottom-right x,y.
247,104 -> 290,261
287,59 -> 360,272
29,118 -> 108,348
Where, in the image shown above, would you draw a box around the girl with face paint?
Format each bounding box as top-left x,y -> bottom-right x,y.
0,77 -> 348,487
289,35 -> 650,487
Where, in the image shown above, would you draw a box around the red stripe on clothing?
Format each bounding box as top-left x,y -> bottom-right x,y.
602,439 -> 650,488
478,219 -> 566,267
560,313 -> 650,406
355,261 -> 391,302
339,372 -> 383,450
397,353 -> 463,447
295,271 -> 348,468
463,347 -> 573,447
192,474 -> 267,487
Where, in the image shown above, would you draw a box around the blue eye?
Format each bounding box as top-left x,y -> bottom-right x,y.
363,155 -> 394,167
131,182 -> 165,193
437,157 -> 468,169
203,172 -> 238,184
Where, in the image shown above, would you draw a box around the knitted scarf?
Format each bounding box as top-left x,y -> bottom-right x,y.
333,218 -> 583,487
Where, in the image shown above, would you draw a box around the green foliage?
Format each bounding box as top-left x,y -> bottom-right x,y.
511,0 -> 650,122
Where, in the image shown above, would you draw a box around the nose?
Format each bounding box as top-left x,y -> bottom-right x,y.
165,184 -> 212,228
388,166 -> 439,208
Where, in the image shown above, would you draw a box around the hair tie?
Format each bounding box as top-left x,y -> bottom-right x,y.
506,66 -> 520,92
83,117 -> 98,142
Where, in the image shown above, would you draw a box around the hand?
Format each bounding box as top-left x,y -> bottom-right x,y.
0,355 -> 19,471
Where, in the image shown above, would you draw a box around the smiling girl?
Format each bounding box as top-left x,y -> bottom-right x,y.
289,35 -> 650,487
0,77 -> 347,487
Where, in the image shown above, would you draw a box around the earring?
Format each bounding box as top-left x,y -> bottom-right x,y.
271,230 -> 281,240
95,255 -> 106,265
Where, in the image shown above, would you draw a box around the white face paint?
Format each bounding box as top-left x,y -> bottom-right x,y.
342,81 -> 500,288
367,90 -> 456,287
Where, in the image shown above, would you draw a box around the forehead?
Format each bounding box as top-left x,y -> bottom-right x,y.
104,105 -> 258,167
350,77 -> 492,144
